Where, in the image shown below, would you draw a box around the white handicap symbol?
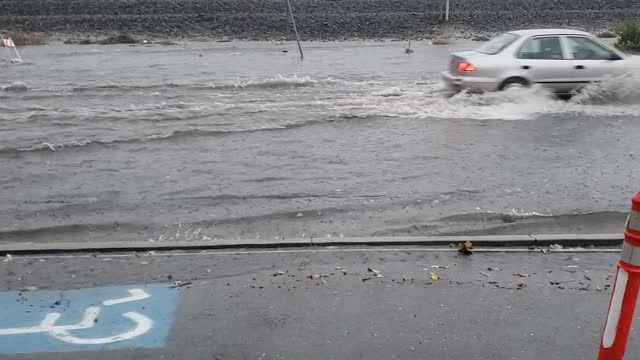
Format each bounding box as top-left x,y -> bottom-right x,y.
0,289 -> 153,345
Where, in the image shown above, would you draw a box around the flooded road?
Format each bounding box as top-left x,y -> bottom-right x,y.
1,40 -> 639,243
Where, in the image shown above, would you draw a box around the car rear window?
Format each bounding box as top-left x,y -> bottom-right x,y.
475,33 -> 519,55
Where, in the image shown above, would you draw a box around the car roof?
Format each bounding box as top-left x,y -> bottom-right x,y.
508,29 -> 591,37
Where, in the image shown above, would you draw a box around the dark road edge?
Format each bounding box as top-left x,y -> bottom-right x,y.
0,234 -> 623,255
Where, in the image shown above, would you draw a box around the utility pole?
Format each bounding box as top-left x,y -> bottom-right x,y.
286,0 -> 304,60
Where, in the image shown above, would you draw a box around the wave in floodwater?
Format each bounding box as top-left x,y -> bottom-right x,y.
436,209 -> 554,223
0,128 -> 265,154
0,119 -> 341,154
2,73 -> 640,154
1,75 -> 335,94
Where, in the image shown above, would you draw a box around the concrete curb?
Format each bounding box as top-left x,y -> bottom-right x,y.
0,233 -> 624,255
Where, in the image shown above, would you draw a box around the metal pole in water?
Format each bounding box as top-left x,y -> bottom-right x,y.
445,0 -> 450,21
286,0 -> 304,60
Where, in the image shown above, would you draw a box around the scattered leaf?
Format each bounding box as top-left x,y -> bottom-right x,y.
362,268 -> 383,281
308,273 -> 331,280
170,281 -> 192,288
430,272 -> 440,281
368,268 -> 383,278
457,241 -> 473,255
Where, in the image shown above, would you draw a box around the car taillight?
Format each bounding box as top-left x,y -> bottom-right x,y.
457,62 -> 476,72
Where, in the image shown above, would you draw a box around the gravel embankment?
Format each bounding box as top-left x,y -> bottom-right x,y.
0,0 -> 638,39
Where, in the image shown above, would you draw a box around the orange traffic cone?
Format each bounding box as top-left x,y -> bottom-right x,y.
598,192 -> 640,360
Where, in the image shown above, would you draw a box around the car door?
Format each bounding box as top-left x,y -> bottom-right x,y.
564,36 -> 629,84
516,36 -> 576,93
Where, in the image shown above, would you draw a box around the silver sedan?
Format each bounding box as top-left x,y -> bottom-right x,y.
441,29 -> 630,95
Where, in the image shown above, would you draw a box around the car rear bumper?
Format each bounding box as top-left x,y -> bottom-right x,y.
441,71 -> 499,92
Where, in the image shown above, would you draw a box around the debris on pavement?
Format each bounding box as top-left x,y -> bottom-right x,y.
584,274 -> 592,281
273,271 -> 285,276
362,268 -> 383,281
488,281 -> 514,290
308,273 -> 331,280
517,283 -> 528,289
430,272 -> 440,281
565,265 -> 580,268
430,265 -> 449,269
295,212 -> 304,217
457,241 -> 473,255
513,273 -> 530,277
368,268 -> 383,277
487,267 -> 502,271
3,254 -> 13,262
549,244 -> 563,250
140,261 -> 150,265
550,280 -> 575,286
479,271 -> 490,277
170,281 -> 192,288
20,286 -> 39,292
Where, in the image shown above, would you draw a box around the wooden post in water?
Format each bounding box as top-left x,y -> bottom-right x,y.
286,0 -> 304,60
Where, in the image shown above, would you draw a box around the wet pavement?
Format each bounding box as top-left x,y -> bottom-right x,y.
0,246 -> 635,359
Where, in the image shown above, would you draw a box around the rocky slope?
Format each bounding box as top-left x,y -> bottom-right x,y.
0,0 -> 638,39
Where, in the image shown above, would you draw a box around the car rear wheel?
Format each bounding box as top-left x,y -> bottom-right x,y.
499,77 -> 529,91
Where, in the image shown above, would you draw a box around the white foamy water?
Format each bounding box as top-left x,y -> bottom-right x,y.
335,73 -> 640,121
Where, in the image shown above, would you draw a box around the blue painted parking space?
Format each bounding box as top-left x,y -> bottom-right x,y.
0,283 -> 178,354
